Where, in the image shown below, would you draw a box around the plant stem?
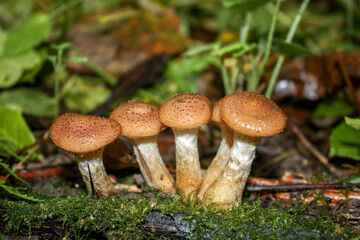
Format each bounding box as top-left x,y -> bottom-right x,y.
240,12 -> 252,43
230,64 -> 240,92
237,12 -> 252,92
249,0 -> 282,92
265,0 -> 310,98
345,0 -> 354,33
50,0 -> 83,20
53,49 -> 63,120
258,0 -> 282,75
222,12 -> 253,94
221,63 -> 231,95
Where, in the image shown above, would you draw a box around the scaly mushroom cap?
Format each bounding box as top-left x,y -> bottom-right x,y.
110,101 -> 163,139
211,100 -> 224,124
50,113 -> 121,155
221,91 -> 286,137
159,92 -> 212,129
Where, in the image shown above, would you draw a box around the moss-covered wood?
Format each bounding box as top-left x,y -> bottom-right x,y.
0,192 -> 355,239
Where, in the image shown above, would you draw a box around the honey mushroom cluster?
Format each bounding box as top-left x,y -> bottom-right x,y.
50,91 -> 286,210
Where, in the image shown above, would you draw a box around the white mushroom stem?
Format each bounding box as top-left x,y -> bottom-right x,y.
76,149 -> 117,198
131,136 -> 175,194
197,124 -> 233,200
203,132 -> 261,209
172,128 -> 202,197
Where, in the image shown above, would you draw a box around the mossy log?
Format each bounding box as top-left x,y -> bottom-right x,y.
142,210 -> 342,240
0,207 -> 344,239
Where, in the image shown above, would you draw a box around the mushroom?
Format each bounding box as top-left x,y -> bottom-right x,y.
159,93 -> 212,197
197,100 -> 233,200
50,113 -> 121,198
203,91 -> 286,209
110,101 -> 175,194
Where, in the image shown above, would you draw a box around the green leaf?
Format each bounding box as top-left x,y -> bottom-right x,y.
0,29 -> 7,56
184,43 -> 220,57
51,42 -> 72,51
0,105 -> 35,151
0,59 -> 22,88
211,42 -> 248,56
345,117 -> 360,130
312,100 -> 356,121
0,50 -> 43,88
0,140 -> 23,160
223,0 -> 273,12
346,175 -> 360,184
1,13 -> 52,57
165,56 -> 217,92
67,56 -> 89,63
232,43 -> 257,57
272,39 -> 313,57
0,88 -> 56,117
9,50 -> 42,70
64,76 -> 110,114
329,121 -> 360,161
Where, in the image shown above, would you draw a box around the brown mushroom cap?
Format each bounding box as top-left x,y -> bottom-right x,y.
211,100 -> 224,124
50,113 -> 121,155
159,93 -> 212,129
221,91 -> 286,137
110,101 -> 163,139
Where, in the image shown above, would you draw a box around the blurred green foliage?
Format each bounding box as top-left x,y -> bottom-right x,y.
0,14 -> 51,89
313,101 -> 360,161
345,116 -> 360,130
0,88 -> 56,117
312,99 -> 356,121
329,121 -> 360,161
0,105 -> 34,157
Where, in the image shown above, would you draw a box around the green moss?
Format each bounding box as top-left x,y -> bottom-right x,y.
0,192 -> 354,239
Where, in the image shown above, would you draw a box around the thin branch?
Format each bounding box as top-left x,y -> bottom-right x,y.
5,131 -> 50,180
246,183 -> 360,193
292,125 -> 338,175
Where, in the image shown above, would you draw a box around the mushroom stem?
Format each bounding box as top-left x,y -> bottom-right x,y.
203,132 -> 260,209
173,128 -> 202,197
78,159 -> 93,195
130,136 -> 175,194
197,124 -> 233,200
76,150 -> 117,198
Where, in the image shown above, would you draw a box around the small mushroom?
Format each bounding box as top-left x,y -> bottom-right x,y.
197,100 -> 233,200
203,91 -> 286,209
50,113 -> 121,198
110,101 -> 175,194
159,93 -> 212,197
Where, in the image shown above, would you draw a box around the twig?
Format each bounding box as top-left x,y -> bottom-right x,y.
336,50 -> 360,114
3,135 -> 49,166
292,125 -> 338,174
5,131 -> 50,180
257,189 -> 360,207
246,183 -> 360,193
